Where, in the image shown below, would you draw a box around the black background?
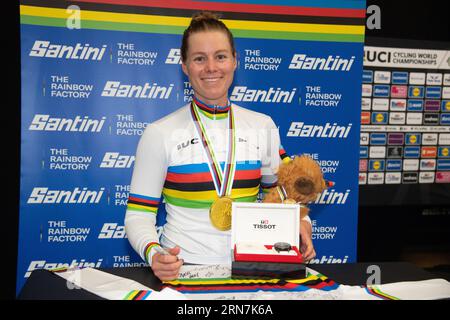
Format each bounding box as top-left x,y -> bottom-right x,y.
3,0 -> 450,301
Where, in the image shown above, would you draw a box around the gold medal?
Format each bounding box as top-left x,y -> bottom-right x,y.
209,196 -> 233,231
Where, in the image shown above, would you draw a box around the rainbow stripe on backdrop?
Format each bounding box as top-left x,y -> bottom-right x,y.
163,161 -> 262,208
163,272 -> 339,294
20,0 -> 365,43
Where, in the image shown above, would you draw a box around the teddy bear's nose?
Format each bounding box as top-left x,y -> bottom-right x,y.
294,178 -> 314,195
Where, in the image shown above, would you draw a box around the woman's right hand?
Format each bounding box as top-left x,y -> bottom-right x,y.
151,246 -> 184,281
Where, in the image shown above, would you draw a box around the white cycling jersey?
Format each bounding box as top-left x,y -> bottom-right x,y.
125,97 -> 305,266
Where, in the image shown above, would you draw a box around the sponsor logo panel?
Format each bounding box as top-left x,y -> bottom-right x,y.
361,98 -> 372,110
408,86 -> 424,98
392,71 -> 408,84
362,70 -> 373,83
426,73 -> 443,85
441,114 -> 450,125
387,133 -> 404,145
424,100 -> 441,112
406,112 -> 423,125
439,134 -> 450,145
360,132 -> 369,145
368,172 -> 384,184
442,100 -> 450,112
423,113 -> 439,125
390,99 -> 407,111
373,85 -> 390,97
437,159 -> 450,170
387,146 -> 403,158
369,159 -> 385,171
372,98 -> 389,111
420,159 -> 436,171
438,146 -> 450,158
422,133 -> 438,145
409,72 -> 426,85
389,112 -> 406,124
391,85 -> 407,98
407,99 -> 424,111
421,146 -> 437,158
402,172 -> 418,183
374,71 -> 391,84
405,133 -> 421,145
369,146 -> 386,158
359,173 -> 367,184
360,146 -> 369,158
442,87 -> 450,99
386,159 -> 402,171
419,172 -> 435,183
362,84 -> 372,97
359,159 -> 368,171
444,74 -> 450,86
425,86 -> 442,99
370,133 -> 387,145
403,159 -> 419,171
371,112 -> 388,124
436,172 -> 450,183
404,146 -> 420,158
385,172 -> 401,184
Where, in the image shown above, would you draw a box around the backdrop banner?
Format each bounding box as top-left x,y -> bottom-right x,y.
18,0 -> 365,294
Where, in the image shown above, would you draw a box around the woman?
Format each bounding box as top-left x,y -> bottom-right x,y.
125,12 -> 315,281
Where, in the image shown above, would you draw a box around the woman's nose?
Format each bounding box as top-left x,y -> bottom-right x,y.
205,58 -> 217,72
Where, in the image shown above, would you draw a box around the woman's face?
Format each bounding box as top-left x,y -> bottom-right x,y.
182,31 -> 237,106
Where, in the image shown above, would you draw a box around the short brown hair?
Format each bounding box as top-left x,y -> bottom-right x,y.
181,11 -> 236,62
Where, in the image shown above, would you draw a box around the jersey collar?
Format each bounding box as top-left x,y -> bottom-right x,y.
192,96 -> 231,120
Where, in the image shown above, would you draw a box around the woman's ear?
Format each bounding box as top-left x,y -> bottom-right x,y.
181,61 -> 189,76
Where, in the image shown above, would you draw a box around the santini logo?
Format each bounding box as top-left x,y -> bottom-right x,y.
27,187 -> 105,204
289,54 -> 355,71
29,114 -> 106,132
101,81 -> 174,99
100,152 -> 135,168
230,86 -> 296,103
287,122 -> 352,138
25,259 -> 103,278
29,40 -> 107,60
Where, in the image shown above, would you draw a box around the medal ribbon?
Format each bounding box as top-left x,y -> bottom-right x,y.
190,99 -> 236,198
276,185 -> 288,202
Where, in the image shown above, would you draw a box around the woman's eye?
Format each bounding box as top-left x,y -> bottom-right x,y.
217,54 -> 227,60
193,56 -> 205,62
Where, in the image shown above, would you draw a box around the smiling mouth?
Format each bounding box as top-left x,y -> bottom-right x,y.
202,77 -> 222,82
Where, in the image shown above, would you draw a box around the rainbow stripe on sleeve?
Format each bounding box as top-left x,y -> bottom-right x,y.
144,241 -> 161,264
127,193 -> 160,214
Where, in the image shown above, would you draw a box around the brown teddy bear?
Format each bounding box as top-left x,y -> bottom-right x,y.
263,155 -> 329,219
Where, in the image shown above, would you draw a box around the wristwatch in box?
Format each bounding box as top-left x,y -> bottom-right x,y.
274,242 -> 292,253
